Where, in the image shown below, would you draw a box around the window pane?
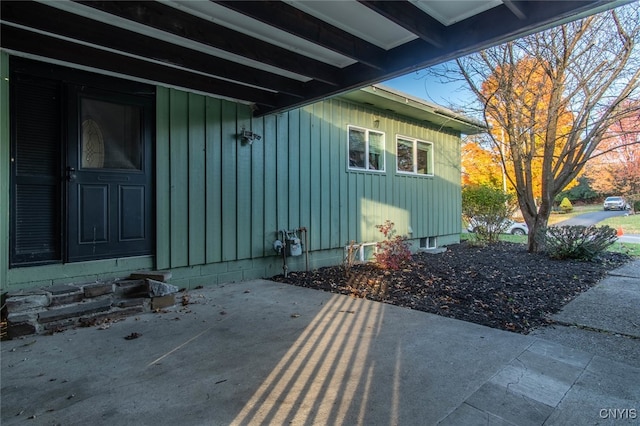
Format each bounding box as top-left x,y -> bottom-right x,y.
81,98 -> 142,170
397,138 -> 414,172
416,141 -> 432,175
369,131 -> 384,170
348,128 -> 366,169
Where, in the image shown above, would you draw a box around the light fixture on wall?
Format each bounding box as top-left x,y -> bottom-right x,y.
240,127 -> 262,145
373,118 -> 380,128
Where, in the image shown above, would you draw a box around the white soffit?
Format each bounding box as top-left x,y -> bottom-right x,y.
288,0 -> 418,50
168,0 -> 357,68
410,0 -> 504,26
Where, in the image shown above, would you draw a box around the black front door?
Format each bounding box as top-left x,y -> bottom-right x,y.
67,89 -> 154,262
9,58 -> 154,267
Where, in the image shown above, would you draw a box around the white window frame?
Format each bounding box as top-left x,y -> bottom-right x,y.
396,135 -> 434,176
347,125 -> 385,172
420,236 -> 437,249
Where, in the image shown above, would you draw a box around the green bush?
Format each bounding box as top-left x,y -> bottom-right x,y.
539,225 -> 617,260
559,197 -> 573,213
462,185 -> 516,243
555,176 -> 598,203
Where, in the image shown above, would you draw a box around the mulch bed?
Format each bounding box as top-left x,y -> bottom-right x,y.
271,241 -> 632,334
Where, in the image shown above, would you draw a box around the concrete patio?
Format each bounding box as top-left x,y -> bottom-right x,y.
2,261 -> 639,425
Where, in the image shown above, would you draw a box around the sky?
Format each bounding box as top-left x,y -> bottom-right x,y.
382,65 -> 474,111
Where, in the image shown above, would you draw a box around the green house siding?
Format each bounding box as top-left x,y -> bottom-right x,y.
1,52 -> 9,290
1,67 -> 462,291
155,87 -> 461,272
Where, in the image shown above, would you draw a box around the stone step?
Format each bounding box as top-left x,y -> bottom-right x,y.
7,282 -> 116,314
129,270 -> 172,282
4,275 -> 177,339
7,296 -> 152,338
37,299 -> 113,324
114,279 -> 148,297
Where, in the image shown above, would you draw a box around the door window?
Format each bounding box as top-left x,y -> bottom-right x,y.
81,98 -> 142,170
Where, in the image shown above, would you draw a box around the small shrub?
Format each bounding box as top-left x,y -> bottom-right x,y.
540,225 -> 617,260
559,197 -> 573,213
462,185 -> 516,243
374,220 -> 412,270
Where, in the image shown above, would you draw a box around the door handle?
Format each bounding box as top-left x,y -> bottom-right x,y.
66,166 -> 77,182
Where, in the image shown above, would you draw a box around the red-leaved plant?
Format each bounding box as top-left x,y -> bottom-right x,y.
374,220 -> 412,270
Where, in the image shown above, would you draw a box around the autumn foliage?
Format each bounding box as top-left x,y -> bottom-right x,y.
374,220 -> 412,270
461,139 -> 503,188
584,106 -> 640,196
451,4 -> 640,252
480,57 -> 580,201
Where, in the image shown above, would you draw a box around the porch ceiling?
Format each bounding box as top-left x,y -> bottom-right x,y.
0,0 -> 629,117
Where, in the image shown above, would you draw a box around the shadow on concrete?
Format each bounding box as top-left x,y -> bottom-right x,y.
2,273 -> 639,425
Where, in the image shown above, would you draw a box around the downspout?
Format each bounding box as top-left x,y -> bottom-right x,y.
280,229 -> 288,278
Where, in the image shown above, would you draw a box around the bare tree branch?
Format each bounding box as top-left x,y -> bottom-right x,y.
448,3 -> 640,252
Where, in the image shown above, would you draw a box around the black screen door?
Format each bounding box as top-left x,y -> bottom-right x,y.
67,89 -> 153,262
10,59 -> 155,267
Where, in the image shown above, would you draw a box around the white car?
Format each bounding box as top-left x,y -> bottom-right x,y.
603,196 -> 628,211
467,219 -> 529,235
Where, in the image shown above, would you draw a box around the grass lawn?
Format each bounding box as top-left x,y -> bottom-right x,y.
463,204 -> 640,256
607,241 -> 640,257
599,213 -> 640,234
461,232 -> 640,257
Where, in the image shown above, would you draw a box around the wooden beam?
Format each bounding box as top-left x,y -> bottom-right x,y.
357,0 -> 446,48
0,1 -> 309,98
0,25 -> 288,108
79,0 -> 341,86
446,1 -> 600,50
255,1 -> 611,116
503,1 -> 528,20
3,0 -> 613,117
214,1 -> 386,70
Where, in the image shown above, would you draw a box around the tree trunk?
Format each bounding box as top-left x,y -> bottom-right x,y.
525,199 -> 552,253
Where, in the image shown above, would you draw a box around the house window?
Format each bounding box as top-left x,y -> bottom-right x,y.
348,126 -> 385,171
397,136 -> 433,176
420,237 -> 437,249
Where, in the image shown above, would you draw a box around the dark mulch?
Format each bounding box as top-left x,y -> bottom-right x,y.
271,241 -> 632,334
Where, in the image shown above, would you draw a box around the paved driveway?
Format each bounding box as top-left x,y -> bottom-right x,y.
553,210 -> 628,227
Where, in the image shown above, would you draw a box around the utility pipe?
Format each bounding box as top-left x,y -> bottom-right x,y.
299,227 -> 309,271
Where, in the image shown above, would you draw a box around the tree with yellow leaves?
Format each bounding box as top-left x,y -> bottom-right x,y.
461,138 -> 503,189
443,4 -> 640,252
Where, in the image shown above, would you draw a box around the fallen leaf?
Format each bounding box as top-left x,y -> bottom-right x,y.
124,332 -> 141,340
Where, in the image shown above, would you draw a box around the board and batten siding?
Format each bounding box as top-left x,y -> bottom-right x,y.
155,87 -> 462,271
0,51 -> 10,290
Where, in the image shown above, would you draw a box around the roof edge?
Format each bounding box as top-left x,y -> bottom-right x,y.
340,84 -> 487,135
